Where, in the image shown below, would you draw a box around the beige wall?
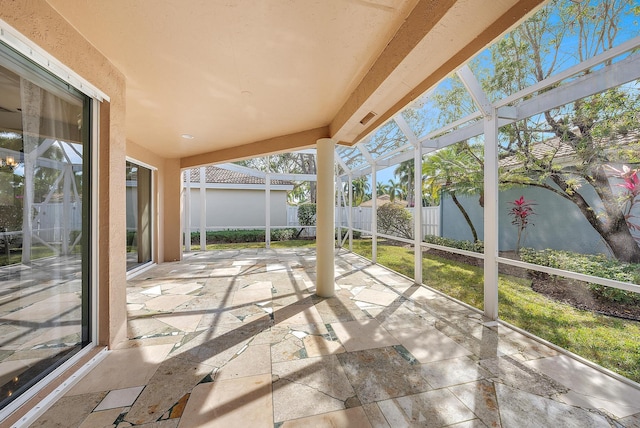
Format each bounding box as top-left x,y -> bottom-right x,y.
0,0 -> 128,347
127,140 -> 182,263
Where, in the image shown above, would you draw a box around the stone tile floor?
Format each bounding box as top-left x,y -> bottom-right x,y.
31,248 -> 640,427
0,255 -> 83,402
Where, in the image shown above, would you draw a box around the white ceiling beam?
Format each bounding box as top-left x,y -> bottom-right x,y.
457,64 -> 493,117
497,34 -> 640,108
393,114 -> 420,147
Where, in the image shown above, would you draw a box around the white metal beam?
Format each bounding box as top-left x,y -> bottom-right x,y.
265,172 -> 271,248
483,109 -> 499,320
394,114 -> 420,146
356,142 -> 375,165
515,53 -> 640,121
497,34 -> 640,108
457,64 -> 492,117
199,167 -> 206,251
371,166 -> 377,263
413,143 -> 422,284
216,162 -> 266,178
184,171 -> 191,252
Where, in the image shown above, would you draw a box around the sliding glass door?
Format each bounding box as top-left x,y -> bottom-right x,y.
126,161 -> 152,271
0,43 -> 91,408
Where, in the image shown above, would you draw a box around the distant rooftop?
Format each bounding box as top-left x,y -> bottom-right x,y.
499,130 -> 640,169
187,166 -> 293,186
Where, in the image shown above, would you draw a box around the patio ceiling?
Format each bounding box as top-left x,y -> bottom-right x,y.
44,0 -> 544,164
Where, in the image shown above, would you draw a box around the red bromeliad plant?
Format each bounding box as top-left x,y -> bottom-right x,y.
509,196 -> 536,256
606,165 -> 640,243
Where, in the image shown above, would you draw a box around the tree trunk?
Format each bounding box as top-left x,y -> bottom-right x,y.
550,173 -> 640,263
450,192 -> 479,242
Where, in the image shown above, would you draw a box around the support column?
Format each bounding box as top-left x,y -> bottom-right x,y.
184,170 -> 191,252
336,180 -> 342,248
62,165 -> 71,255
348,174 -> 353,252
199,166 -> 206,251
161,158 -> 183,262
316,138 -> 335,298
413,144 -> 422,284
20,78 -> 40,264
484,110 -> 499,320
265,173 -> 271,248
371,167 -> 377,264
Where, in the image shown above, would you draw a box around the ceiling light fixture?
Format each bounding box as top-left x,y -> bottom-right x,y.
181,134 -> 195,139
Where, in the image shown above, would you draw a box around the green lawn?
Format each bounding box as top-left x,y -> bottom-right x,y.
182,238 -> 640,382
0,246 -> 58,266
188,239 -> 316,251
350,239 -> 640,383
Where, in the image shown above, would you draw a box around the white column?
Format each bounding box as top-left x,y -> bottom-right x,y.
20,79 -> 41,264
265,173 -> 271,248
371,166 -> 377,264
414,144 -> 422,284
184,170 -> 191,252
336,180 -> 342,248
199,166 -> 206,251
348,174 -> 353,252
484,110 -> 499,320
316,138 -> 335,298
62,165 -> 71,255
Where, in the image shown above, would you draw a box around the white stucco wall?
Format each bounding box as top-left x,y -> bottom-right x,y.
187,187 -> 289,229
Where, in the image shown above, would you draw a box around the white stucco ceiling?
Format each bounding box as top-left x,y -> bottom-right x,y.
44,0 -> 543,161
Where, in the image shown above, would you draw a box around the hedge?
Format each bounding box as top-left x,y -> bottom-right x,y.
519,248 -> 640,304
188,228 -> 298,244
423,235 -> 639,304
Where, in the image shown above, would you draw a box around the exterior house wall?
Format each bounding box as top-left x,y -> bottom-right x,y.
0,0 -> 129,348
187,188 -> 289,230
127,140 -> 181,263
441,180 -> 611,256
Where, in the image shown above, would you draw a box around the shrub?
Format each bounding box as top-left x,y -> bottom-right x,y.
519,248 -> 640,304
423,235 -> 484,253
126,231 -> 137,246
69,230 -> 82,246
271,228 -> 296,241
336,228 -> 362,241
507,196 -> 536,255
188,228 -> 299,245
297,203 -> 316,226
377,203 -> 413,239
190,230 -> 262,244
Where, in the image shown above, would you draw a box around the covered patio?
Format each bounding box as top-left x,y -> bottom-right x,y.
28,248 -> 640,427
0,0 -> 639,425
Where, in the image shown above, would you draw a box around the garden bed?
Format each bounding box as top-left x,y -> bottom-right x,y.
425,247 -> 640,322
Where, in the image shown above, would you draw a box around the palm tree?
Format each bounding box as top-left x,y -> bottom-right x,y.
394,160 -> 415,206
386,179 -> 404,202
350,176 -> 370,206
376,181 -> 390,196
422,143 -> 483,241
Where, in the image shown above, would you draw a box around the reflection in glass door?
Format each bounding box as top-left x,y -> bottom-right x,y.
126,161 -> 152,271
0,46 -> 91,409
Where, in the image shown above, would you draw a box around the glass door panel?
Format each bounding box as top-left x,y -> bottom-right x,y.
126,161 -> 152,270
0,50 -> 91,408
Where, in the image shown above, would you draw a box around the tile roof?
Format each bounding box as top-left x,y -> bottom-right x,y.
188,166 -> 293,186
359,194 -> 408,207
499,130 -> 639,168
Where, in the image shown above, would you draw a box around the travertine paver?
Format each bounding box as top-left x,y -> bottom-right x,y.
29,248 -> 640,427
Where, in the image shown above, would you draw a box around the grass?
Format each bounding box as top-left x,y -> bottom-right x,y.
181,238 -> 640,382
187,239 -> 317,251
350,239 -> 640,383
0,246 -> 58,266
